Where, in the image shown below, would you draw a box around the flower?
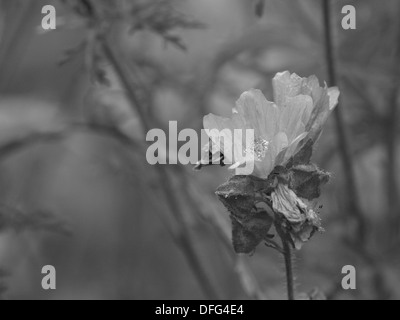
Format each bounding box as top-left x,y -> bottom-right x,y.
199,71 -> 340,178
201,71 -> 340,252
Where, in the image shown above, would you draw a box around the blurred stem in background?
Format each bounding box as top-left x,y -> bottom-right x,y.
322,0 -> 366,244
322,0 -> 392,299
386,12 -> 400,234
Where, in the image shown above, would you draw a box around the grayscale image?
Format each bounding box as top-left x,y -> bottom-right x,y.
0,0 -> 398,302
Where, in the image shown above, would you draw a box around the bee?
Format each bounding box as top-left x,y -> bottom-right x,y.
194,140 -> 225,170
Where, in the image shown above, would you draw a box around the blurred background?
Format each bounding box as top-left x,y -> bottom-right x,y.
0,0 -> 399,300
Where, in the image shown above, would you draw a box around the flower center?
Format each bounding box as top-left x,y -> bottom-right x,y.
245,138 -> 269,161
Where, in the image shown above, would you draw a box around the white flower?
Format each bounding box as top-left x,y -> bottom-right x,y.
200,71 -> 340,178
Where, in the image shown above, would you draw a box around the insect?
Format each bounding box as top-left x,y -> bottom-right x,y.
194,140 -> 225,170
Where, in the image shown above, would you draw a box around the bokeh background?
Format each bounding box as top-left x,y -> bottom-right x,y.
0,0 -> 399,300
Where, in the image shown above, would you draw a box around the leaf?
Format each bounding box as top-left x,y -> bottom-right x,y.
230,211 -> 273,254
289,164 -> 330,200
231,217 -> 260,254
216,175 -> 274,254
216,175 -> 259,216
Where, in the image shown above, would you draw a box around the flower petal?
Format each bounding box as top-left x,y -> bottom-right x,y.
271,183 -> 305,224
235,89 -> 279,140
279,95 -> 312,142
328,87 -> 340,110
257,132 -> 288,177
201,71 -> 340,178
272,183 -> 323,250
299,75 -> 322,98
279,132 -> 308,164
272,71 -> 304,106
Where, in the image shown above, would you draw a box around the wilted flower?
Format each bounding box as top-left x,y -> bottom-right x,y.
271,183 -> 323,249
199,71 -> 339,178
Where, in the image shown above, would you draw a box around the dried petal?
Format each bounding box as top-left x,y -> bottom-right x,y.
271,183 -> 306,224
271,183 -> 323,249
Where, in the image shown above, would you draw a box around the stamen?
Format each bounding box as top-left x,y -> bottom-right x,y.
245,138 -> 269,161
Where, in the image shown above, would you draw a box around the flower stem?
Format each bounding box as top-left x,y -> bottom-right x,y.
275,223 -> 295,300
282,238 -> 295,300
